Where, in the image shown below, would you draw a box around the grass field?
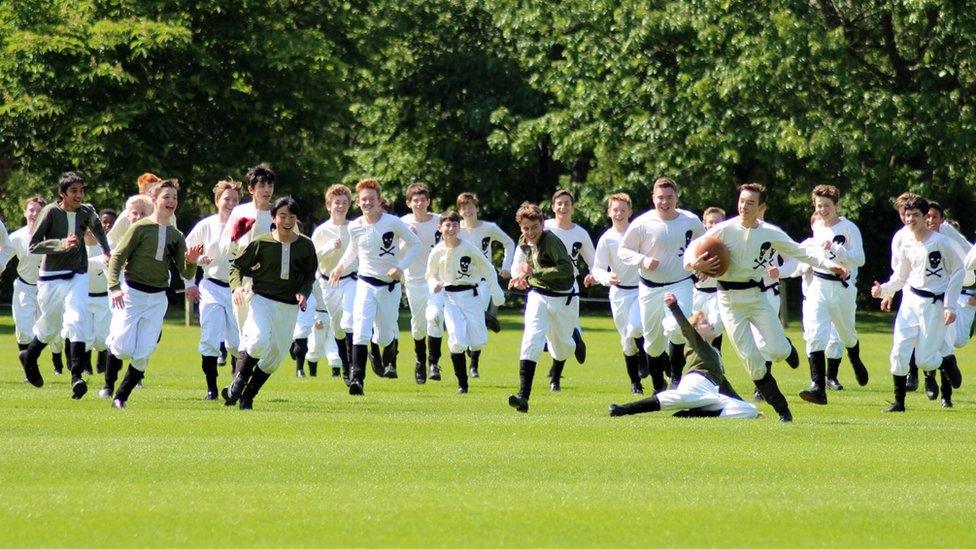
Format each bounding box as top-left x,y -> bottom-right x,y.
1,309 -> 975,547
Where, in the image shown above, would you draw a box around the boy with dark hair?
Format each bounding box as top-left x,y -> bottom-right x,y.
401,182 -> 444,383
22,172 -> 112,398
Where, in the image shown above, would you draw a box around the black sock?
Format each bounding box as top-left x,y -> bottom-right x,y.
63,337 -> 72,364
96,349 -> 108,374
428,336 -> 442,366
229,351 -> 258,399
68,341 -> 87,381
940,369 -> 953,402
754,372 -> 790,416
615,395 -> 661,415
550,359 -> 566,383
650,353 -> 668,391
293,338 -> 308,371
308,361 -> 318,376
26,337 -> 48,363
18,342 -> 28,352
382,342 -> 397,371
826,357 -> 841,381
201,355 -> 219,393
84,350 -> 93,374
808,350 -> 826,391
114,366 -> 144,403
518,359 -> 537,400
369,341 -> 383,372
104,354 -> 124,390
893,374 -> 907,405
624,353 -> 641,384
241,366 -> 272,403
469,349 -> 481,371
414,337 -> 427,365
335,336 -> 349,369
451,352 -> 468,390
351,344 -> 368,383
668,342 -> 686,382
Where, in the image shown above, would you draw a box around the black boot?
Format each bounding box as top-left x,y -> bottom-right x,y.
222,351 -> 257,406
469,349 -> 481,378
940,368 -> 954,408
349,344 -> 367,395
609,395 -> 661,417
508,360 -> 536,413
96,349 -> 108,374
711,334 -> 723,352
906,352 -> 919,391
826,357 -> 844,390
83,350 -> 93,375
572,328 -> 586,364
799,351 -> 827,405
941,354 -> 962,389
101,354 -> 124,398
624,353 -> 643,394
885,375 -> 907,412
291,338 -> 308,378
451,352 -> 468,393
217,342 -> 228,366
308,361 -> 318,377
68,341 -> 88,400
230,354 -> 238,375
239,367 -> 272,410
785,339 -> 800,369
382,341 -> 398,378
754,372 -> 793,422
368,341 -> 384,377
201,355 -> 219,400
924,370 -> 939,400
635,337 -> 649,378
60,337 -> 71,373
414,337 -> 427,375
847,342 -> 869,386
649,353 -> 668,393
428,335 -> 443,371
668,342 -> 686,386
20,337 -> 47,387
335,336 -> 349,374
112,366 -> 144,408
550,360 -> 566,392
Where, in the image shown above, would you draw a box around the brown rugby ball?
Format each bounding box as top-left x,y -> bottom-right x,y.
692,236 -> 730,277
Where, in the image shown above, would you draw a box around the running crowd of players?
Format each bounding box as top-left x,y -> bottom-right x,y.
0,170 -> 968,420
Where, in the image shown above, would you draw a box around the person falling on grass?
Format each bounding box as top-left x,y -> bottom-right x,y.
222,197 -> 317,410
609,292 -> 758,419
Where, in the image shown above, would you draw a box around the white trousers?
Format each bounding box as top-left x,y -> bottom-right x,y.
655,372 -> 759,419
317,276 -> 356,338
13,278 -> 40,345
520,289 -> 576,362
404,280 -> 444,340
890,290 -> 946,375
198,278 -> 239,357
719,288 -> 791,380
443,287 -> 488,354
107,284 -> 167,371
800,295 -> 844,360
35,273 -> 89,344
293,294 -> 317,339
949,292 -> 975,349
692,288 -> 725,336
609,286 -> 641,356
803,278 -> 858,352
352,279 -> 401,347
242,293 -> 299,374
85,295 -> 111,351
307,309 -> 341,366
638,277 -> 694,356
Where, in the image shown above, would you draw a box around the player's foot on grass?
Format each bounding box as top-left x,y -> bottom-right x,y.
415,361 -> 426,384
826,378 -> 844,391
799,389 -> 827,405
572,329 -> 587,364
71,378 -> 88,400
942,398 -> 953,408
941,360 -> 962,389
204,390 -> 218,401
112,399 -> 125,409
906,369 -> 919,391
429,365 -> 441,381
348,381 -> 364,396
778,411 -> 793,422
631,382 -> 644,395
99,387 -> 112,399
469,365 -> 479,379
608,404 -> 624,417
924,373 -> 939,400
239,398 -> 253,410
221,387 -> 238,406
508,394 -> 528,413
19,350 -> 44,388
550,380 -> 561,392
332,367 -> 341,378
884,402 -> 905,413
851,360 -> 869,387
785,343 -> 800,369
383,365 -> 398,379
457,386 -> 468,394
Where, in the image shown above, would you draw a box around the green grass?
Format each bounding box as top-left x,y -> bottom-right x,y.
1,310 -> 976,547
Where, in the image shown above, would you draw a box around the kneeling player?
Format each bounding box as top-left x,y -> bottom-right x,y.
610,293 -> 758,419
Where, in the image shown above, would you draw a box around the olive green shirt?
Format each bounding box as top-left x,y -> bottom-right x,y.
668,301 -> 726,385
230,233 -> 316,304
107,218 -> 195,290
30,203 -> 110,273
519,230 -> 575,293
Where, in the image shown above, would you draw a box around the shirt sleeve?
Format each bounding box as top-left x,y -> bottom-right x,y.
829,222 -> 866,268
942,238 -> 965,311
488,223 -> 516,272
471,244 -> 505,305
0,221 -> 13,273
578,230 -> 596,270
229,240 -> 258,291
618,221 -> 648,269
107,226 -> 139,290
28,207 -> 66,255
85,205 -> 112,255
771,226 -> 839,271
425,247 -> 442,293
218,209 -> 242,258
336,225 -> 359,273
592,234 -> 613,286
395,218 -> 422,272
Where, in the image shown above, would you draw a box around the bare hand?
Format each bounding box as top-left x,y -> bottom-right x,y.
968,296 -> 976,307
328,266 -> 344,286
186,244 -> 205,264
297,293 -> 308,311
609,274 -> 621,285
766,266 -> 780,280
185,286 -> 200,303
880,296 -> 893,312
110,289 -> 125,309
233,287 -> 248,306
643,257 -> 660,271
870,280 -> 882,299
102,253 -> 111,266
333,237 -> 342,250
583,274 -> 596,288
692,252 -> 719,275
830,265 -> 849,279
197,255 -> 212,266
821,240 -> 833,251
314,320 -> 324,330
433,281 -> 445,293
517,263 -> 533,277
64,234 -> 79,250
663,292 -> 676,307
499,269 -> 512,279
387,267 -> 403,281
945,309 -> 957,326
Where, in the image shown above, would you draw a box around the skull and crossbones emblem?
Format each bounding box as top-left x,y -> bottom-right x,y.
457,255 -> 472,279
481,236 -> 492,256
926,251 -> 943,278
827,234 -> 846,260
753,241 -> 774,269
434,231 -> 442,246
678,230 -> 693,257
379,231 -> 396,257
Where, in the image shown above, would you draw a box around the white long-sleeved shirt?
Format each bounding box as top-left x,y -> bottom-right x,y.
811,217 -> 865,282
8,225 -> 42,284
426,239 -> 504,306
460,220 -> 516,273
86,243 -> 108,293
185,214 -> 232,283
543,220 -> 595,278
219,202 -> 273,260
938,222 -> 975,287
401,213 -> 441,283
311,219 -> 355,275
619,209 -> 704,284
880,229 -> 965,310
0,220 -> 15,275
593,226 -> 639,287
337,213 -> 421,281
684,218 -> 839,285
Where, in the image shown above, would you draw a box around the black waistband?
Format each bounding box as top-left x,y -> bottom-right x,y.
695,286 -> 717,294
813,270 -> 850,288
89,291 -> 109,297
38,272 -> 77,282
639,275 -> 694,289
615,284 -> 638,290
963,284 -> 976,297
716,279 -> 769,292
530,287 -> 577,305
319,271 -> 358,281
254,290 -> 298,305
445,284 -> 479,295
125,279 -> 167,294
910,286 -> 944,303
205,277 -> 230,288
360,275 -> 399,292
16,275 -> 36,286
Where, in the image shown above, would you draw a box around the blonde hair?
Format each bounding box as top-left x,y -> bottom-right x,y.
456,192 -> 479,209
607,193 -> 632,209
325,184 -> 352,206
125,194 -> 153,213
213,179 -> 242,203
